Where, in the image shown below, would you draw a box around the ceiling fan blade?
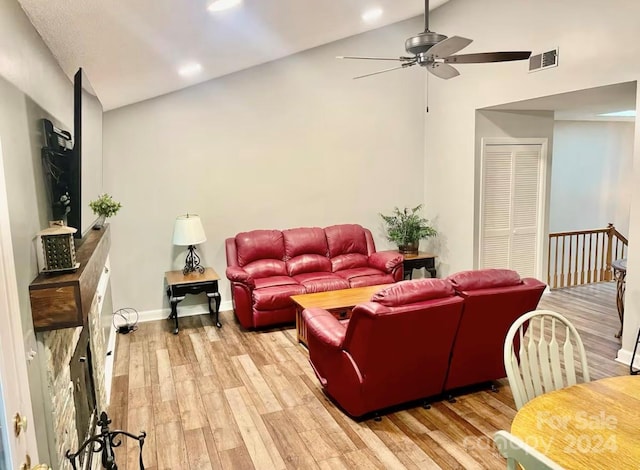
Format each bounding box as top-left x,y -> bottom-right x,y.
426,36 -> 473,59
337,55 -> 414,61
444,51 -> 532,64
353,62 -> 417,79
427,62 -> 460,80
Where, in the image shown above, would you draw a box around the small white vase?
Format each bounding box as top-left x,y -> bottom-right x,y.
93,215 -> 106,230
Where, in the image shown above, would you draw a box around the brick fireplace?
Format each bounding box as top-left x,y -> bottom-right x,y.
31,227 -> 112,469
39,271 -> 110,468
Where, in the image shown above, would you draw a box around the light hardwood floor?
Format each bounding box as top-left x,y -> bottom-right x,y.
108,282 -> 628,469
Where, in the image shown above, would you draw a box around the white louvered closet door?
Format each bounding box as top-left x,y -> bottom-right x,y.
480,143 -> 545,279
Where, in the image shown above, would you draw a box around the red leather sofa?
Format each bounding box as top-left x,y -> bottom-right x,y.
303,278 -> 464,418
225,224 -> 404,329
443,269 -> 546,392
303,269 -> 545,418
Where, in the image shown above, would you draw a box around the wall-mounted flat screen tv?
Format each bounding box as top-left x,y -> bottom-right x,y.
74,68 -> 104,237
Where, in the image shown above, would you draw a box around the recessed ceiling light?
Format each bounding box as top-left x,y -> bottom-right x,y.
178,62 -> 202,77
208,0 -> 242,12
598,109 -> 636,117
361,7 -> 383,23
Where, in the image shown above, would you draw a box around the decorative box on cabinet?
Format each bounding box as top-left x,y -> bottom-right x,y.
29,224 -> 111,331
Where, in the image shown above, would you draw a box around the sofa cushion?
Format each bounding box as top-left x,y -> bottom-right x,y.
253,284 -> 306,310
286,254 -> 332,276
293,272 -> 349,293
371,279 -> 455,307
349,274 -> 395,288
236,230 -> 285,266
330,254 -> 369,272
325,224 -> 368,257
447,268 -> 521,291
283,227 -> 329,259
243,259 -> 287,278
254,276 -> 299,290
334,267 -> 385,280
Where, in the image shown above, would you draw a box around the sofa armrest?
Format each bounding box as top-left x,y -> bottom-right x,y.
225,266 -> 255,288
522,278 -> 547,289
302,308 -> 347,349
368,251 -> 403,274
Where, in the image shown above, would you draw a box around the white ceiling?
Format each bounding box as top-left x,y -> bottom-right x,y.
18,0 -> 449,110
486,81 -> 637,121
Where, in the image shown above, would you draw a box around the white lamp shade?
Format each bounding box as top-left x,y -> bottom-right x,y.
173,214 -> 207,246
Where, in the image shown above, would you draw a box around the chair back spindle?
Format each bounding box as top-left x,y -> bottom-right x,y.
504,310 -> 590,410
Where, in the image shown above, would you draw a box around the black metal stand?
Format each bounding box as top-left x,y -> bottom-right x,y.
66,411 -> 146,470
167,279 -> 221,334
183,245 -> 205,275
402,254 -> 437,280
631,328 -> 640,375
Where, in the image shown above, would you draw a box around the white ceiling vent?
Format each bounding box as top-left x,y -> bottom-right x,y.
529,48 -> 559,72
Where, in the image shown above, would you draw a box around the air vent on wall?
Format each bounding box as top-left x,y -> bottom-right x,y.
529,48 -> 559,72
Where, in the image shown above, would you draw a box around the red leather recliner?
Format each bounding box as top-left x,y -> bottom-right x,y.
303,279 -> 464,418
304,269 -> 547,417
225,224 -> 403,329
443,269 -> 546,392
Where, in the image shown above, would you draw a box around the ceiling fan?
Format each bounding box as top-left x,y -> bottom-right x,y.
337,0 -> 531,80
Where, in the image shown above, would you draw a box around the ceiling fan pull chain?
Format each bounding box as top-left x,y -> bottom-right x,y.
426,74 -> 430,113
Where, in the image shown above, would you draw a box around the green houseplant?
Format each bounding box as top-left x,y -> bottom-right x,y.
89,193 -> 122,229
380,204 -> 437,255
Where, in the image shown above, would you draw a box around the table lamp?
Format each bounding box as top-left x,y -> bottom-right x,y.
172,214 -> 207,275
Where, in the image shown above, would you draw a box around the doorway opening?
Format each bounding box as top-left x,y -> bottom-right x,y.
474,80 -> 637,284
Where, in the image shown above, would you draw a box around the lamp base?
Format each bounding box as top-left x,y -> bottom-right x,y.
183,245 -> 205,275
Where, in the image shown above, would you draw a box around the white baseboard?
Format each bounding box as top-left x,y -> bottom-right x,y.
137,300 -> 234,323
615,348 -> 639,369
104,326 -> 117,406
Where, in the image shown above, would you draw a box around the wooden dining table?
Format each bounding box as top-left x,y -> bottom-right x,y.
511,375 -> 640,469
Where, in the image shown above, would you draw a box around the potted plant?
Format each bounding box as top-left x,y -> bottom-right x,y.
89,193 -> 122,229
380,204 -> 437,255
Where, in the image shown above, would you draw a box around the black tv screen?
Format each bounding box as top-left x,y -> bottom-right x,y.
74,68 -> 104,237
69,69 -> 83,237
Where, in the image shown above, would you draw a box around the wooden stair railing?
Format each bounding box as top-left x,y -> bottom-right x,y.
547,223 -> 628,289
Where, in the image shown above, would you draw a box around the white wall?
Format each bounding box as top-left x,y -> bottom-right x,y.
472,110 -> 555,273
103,17 -> 426,314
426,0 -> 640,359
550,120 -> 634,235
0,0 -> 73,126
0,0 -> 102,461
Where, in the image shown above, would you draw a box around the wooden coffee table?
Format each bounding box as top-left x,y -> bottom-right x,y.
292,284 -> 391,346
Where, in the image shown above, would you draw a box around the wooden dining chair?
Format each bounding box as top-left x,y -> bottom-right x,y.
494,431 -> 564,470
504,309 -> 590,410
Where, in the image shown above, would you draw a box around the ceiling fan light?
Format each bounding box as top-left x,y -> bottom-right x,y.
178,62 -> 202,77
208,0 -> 242,13
361,7 -> 383,23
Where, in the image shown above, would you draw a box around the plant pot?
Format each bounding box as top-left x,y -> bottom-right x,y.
93,215 -> 106,230
398,242 -> 419,256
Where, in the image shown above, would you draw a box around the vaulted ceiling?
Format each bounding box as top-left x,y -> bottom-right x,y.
18,0 -> 449,110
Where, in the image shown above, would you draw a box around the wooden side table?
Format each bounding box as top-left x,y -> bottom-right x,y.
165,267 -> 221,334
400,251 -> 437,280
